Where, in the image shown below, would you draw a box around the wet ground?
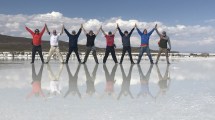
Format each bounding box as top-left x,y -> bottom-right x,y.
0,57 -> 215,120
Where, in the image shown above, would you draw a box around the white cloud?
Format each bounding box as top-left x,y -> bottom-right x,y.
0,11 -> 215,52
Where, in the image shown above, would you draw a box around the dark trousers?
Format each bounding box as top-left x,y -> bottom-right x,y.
120,46 -> 134,63
66,47 -> 81,62
103,46 -> 118,63
32,45 -> 44,63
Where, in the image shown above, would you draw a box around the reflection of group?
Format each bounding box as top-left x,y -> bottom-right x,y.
25,23 -> 171,64
27,64 -> 171,100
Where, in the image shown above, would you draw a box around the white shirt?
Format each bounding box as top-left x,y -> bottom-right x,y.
50,33 -> 61,46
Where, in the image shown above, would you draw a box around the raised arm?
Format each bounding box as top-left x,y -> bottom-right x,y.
148,24 -> 157,36
95,26 -> 101,36
148,28 -> 155,36
77,25 -> 82,36
82,24 -> 87,35
128,25 -> 135,36
155,25 -> 162,37
60,25 -> 64,35
113,27 -> 118,35
45,24 -> 50,35
25,26 -> 34,36
136,25 -> 143,35
64,26 -> 71,36
100,26 -> 107,36
40,25 -> 46,36
117,24 -> 124,36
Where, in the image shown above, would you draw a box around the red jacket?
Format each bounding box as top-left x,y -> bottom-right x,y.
26,26 -> 46,46
105,35 -> 115,46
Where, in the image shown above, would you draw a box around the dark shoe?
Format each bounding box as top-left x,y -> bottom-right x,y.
131,62 -> 135,64
81,62 -> 86,64
115,62 -> 118,64
44,62 -> 48,64
167,62 -> 170,64
150,62 -> 154,64
30,62 -> 34,64
119,62 -> 122,64
96,62 -> 99,64
155,62 -> 158,64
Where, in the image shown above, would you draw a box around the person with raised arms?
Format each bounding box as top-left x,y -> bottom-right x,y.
45,24 -> 64,64
81,25 -> 101,64
100,25 -> 118,64
135,24 -> 157,64
64,24 -> 83,64
117,24 -> 135,64
25,24 -> 46,64
155,25 -> 171,64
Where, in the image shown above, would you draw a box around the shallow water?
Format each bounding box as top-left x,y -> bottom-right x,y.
0,58 -> 215,120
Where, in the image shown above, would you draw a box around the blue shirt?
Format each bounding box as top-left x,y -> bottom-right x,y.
137,28 -> 155,45
64,28 -> 82,48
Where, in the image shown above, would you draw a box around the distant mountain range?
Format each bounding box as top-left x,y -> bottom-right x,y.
0,34 -> 179,53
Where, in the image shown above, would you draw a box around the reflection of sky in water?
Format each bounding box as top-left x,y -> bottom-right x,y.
0,58 -> 215,120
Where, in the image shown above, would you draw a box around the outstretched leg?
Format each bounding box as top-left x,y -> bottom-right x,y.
65,48 -> 73,63
119,47 -> 126,64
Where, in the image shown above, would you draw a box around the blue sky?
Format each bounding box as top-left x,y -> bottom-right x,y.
0,0 -> 215,52
1,0 -> 214,25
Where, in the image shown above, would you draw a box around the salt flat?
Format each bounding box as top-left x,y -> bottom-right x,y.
0,58 -> 215,120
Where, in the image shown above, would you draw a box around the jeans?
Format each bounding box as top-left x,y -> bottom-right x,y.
137,46 -> 153,64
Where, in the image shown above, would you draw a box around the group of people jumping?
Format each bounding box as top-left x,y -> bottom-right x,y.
25,23 -> 171,64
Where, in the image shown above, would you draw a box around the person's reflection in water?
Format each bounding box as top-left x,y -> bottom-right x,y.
84,64 -> 99,97
26,64 -> 45,99
117,64 -> 134,100
101,64 -> 118,99
156,64 -> 171,97
137,64 -> 155,99
47,64 -> 64,98
64,64 -> 81,98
